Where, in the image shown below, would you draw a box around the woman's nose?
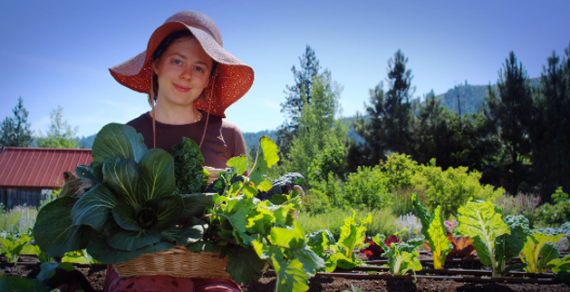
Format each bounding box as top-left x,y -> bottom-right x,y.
180,68 -> 192,80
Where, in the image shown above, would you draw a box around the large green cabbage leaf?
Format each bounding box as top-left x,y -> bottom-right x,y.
33,196 -> 91,257
34,123 -> 209,264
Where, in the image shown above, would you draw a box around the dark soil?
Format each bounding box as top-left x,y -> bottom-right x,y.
2,256 -> 569,292
243,276 -> 570,292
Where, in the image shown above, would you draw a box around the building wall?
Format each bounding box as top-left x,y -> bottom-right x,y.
0,187 -> 51,210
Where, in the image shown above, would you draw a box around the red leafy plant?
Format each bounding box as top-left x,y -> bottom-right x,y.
361,235 -> 400,260
445,232 -> 476,260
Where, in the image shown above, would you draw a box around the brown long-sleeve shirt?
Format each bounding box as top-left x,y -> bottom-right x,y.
126,112 -> 247,169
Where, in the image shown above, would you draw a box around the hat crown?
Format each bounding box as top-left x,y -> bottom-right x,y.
165,10 -> 223,47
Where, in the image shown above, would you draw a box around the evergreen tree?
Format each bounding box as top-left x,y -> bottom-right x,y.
0,97 -> 33,147
484,51 -> 534,195
277,45 -> 321,155
287,70 -> 348,179
412,91 -> 449,165
413,91 -> 500,181
531,47 -> 570,201
352,50 -> 415,166
37,105 -> 79,148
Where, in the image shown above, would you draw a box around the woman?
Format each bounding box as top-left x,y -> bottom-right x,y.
104,10 -> 254,292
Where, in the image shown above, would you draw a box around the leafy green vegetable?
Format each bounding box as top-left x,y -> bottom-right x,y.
34,123 -> 209,264
0,262 -> 75,292
548,254 -> 570,273
206,136 -> 323,291
412,193 -> 452,269
35,128 -> 322,292
336,210 -> 372,269
0,230 -> 32,263
306,211 -> 373,272
306,229 -> 337,272
457,200 -> 510,277
495,215 -> 531,276
375,235 -> 423,275
520,231 -> 565,273
172,137 -> 208,194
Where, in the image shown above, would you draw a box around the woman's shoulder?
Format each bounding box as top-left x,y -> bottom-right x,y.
221,119 -> 242,132
126,112 -> 151,128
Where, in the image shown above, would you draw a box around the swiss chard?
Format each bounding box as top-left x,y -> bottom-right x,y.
306,211 -> 372,272
457,200 -> 511,277
520,231 -> 565,273
445,234 -> 476,260
548,255 -> 570,284
375,235 -> 423,275
412,193 -> 452,269
204,136 -> 324,291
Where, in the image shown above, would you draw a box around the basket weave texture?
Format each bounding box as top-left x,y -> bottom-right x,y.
114,246 -> 231,279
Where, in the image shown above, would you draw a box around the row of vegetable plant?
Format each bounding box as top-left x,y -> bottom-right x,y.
1,123 -> 570,291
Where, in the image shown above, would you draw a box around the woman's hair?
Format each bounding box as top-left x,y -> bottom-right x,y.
148,30 -> 217,105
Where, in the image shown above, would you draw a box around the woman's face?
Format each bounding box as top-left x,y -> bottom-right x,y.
153,37 -> 214,109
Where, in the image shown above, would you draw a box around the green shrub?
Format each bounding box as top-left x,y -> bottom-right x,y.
535,187 -> 570,228
412,159 -> 504,218
382,154 -> 419,190
308,143 -> 347,181
343,165 -> 392,210
304,172 -> 345,213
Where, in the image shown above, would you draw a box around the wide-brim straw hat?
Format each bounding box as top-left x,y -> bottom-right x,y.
109,10 -> 254,118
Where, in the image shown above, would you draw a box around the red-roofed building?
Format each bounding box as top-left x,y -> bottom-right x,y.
0,147 -> 92,209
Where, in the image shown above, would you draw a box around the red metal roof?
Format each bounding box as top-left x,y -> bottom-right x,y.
0,147 -> 93,188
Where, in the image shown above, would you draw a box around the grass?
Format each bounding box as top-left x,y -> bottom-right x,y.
298,208 -> 398,240
0,205 -> 38,234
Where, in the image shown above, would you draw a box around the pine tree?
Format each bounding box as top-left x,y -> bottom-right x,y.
0,97 -> 33,147
277,45 -> 321,155
531,47 -> 570,201
352,50 -> 415,166
484,51 -> 534,195
412,91 -> 449,165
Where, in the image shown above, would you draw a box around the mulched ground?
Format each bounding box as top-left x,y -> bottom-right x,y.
2,255 -> 569,292
3,263 -> 569,292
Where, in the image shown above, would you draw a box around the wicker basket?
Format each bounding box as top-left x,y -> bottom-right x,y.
113,246 -> 231,279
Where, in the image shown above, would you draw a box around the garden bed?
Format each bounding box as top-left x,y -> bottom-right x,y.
2,255 -> 569,292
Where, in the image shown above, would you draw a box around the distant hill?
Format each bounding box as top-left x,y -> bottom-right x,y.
242,129 -> 278,149
436,77 -> 540,114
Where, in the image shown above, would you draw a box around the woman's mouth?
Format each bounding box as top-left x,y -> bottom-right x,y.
173,83 -> 190,92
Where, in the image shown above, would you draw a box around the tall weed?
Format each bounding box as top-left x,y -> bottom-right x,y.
299,208 -> 397,239
496,193 -> 540,227
0,206 -> 38,234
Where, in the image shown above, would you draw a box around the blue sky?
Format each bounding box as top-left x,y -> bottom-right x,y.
1,0 -> 569,138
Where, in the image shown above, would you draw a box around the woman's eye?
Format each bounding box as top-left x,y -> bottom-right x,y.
173,59 -> 183,66
195,66 -> 204,73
